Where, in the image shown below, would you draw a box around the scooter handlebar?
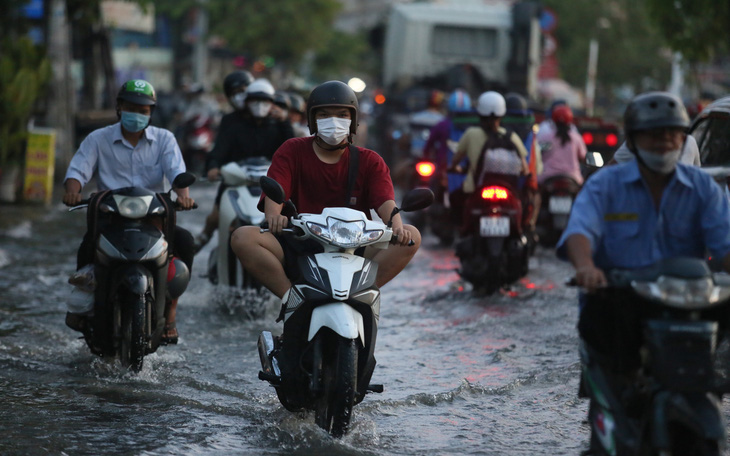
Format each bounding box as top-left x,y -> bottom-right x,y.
175,202 -> 198,210
391,234 -> 416,247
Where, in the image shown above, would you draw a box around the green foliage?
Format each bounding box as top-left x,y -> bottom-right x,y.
0,0 -> 32,36
209,0 -> 341,62
312,30 -> 375,81
155,0 -> 367,77
0,37 -> 51,167
644,0 -> 730,62
543,0 -> 672,94
66,0 -> 103,27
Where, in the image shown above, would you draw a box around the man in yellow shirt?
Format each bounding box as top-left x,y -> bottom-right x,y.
448,91 -> 531,232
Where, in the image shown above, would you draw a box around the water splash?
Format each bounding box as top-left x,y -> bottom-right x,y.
211,286 -> 276,319
4,221 -> 32,239
0,249 -> 10,268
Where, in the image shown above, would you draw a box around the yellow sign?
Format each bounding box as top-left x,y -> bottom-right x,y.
23,128 -> 56,205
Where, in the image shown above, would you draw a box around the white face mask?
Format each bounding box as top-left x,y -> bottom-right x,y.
636,147 -> 682,174
316,117 -> 351,145
248,100 -> 272,118
231,92 -> 246,110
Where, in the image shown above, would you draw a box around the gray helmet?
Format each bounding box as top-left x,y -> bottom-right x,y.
624,91 -> 689,135
505,92 -> 529,117
287,92 -> 306,114
307,80 -> 359,135
273,92 -> 291,110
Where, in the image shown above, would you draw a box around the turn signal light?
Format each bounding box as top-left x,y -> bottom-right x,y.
481,186 -> 508,200
416,161 -> 436,177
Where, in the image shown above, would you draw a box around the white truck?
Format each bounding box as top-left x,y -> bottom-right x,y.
382,0 -> 542,99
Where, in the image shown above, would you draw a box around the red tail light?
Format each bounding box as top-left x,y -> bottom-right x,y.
582,132 -> 594,145
605,133 -> 618,147
481,186 -> 508,200
416,161 -> 436,178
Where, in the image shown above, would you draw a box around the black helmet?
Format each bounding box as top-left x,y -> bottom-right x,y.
223,70 -> 254,98
505,92 -> 529,117
274,92 -> 291,110
117,79 -> 156,106
287,92 -> 305,114
307,80 -> 359,135
624,91 -> 690,134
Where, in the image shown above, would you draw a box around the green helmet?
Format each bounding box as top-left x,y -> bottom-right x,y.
117,79 -> 157,106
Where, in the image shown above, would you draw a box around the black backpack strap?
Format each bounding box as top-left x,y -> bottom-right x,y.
345,144 -> 360,207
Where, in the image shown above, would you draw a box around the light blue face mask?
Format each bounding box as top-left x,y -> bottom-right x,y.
121,111 -> 150,133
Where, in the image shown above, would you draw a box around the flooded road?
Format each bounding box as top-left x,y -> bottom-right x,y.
0,181 -> 724,455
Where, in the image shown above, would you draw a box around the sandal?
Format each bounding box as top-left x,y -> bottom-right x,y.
65,311 -> 90,333
161,321 -> 179,345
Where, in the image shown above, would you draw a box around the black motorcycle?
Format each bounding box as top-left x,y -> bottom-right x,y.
408,159 -> 456,246
69,173 -> 196,371
579,257 -> 730,455
537,174 -> 581,247
454,175 -> 529,294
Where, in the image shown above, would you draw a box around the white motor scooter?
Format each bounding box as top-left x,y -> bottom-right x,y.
256,176 -> 434,437
207,157 -> 270,289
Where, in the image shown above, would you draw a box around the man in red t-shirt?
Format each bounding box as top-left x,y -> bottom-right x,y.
231,81 -> 420,300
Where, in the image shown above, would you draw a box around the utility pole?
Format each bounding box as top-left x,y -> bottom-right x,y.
46,0 -> 75,179
193,0 -> 209,87
585,39 -> 599,117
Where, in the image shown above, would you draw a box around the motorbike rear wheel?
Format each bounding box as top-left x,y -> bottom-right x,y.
666,424 -> 721,456
481,255 -> 502,295
117,294 -> 147,372
313,335 -> 358,437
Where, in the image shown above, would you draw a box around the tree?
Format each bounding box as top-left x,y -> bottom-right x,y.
644,0 -> 730,63
0,37 -> 51,168
152,0 -> 367,79
542,0 -> 673,104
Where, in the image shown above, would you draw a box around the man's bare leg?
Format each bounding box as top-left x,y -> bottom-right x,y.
365,224 -> 421,288
230,226 -> 291,298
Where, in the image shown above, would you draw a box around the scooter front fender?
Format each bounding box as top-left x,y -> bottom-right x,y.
118,264 -> 153,296
308,303 -> 364,346
652,391 -> 726,449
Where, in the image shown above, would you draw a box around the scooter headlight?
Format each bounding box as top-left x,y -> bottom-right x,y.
631,275 -> 730,309
113,195 -> 153,219
306,218 -> 383,248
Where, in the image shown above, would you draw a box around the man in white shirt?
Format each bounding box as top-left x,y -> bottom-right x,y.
62,79 -> 195,343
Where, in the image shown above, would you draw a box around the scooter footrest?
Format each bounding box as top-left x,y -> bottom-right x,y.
258,371 -> 282,385
367,384 -> 384,393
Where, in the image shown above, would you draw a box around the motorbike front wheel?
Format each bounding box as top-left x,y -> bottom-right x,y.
117,294 -> 147,372
313,335 -> 358,437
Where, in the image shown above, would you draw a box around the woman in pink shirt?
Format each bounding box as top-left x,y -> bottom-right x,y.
537,105 -> 587,185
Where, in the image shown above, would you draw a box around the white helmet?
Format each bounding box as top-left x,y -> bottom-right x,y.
476,91 -> 506,117
245,78 -> 275,101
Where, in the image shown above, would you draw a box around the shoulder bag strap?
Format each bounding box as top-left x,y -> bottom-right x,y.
345,144 -> 360,207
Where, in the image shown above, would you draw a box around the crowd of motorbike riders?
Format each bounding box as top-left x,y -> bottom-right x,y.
60,68 -> 730,451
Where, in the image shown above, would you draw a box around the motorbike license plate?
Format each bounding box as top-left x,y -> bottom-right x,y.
480,216 -> 510,237
549,196 -> 572,214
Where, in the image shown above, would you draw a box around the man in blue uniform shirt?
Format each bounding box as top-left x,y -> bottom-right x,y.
557,91 -> 730,363
558,92 -> 730,287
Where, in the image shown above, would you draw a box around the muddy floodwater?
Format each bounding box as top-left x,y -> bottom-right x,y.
2,182 -> 729,455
